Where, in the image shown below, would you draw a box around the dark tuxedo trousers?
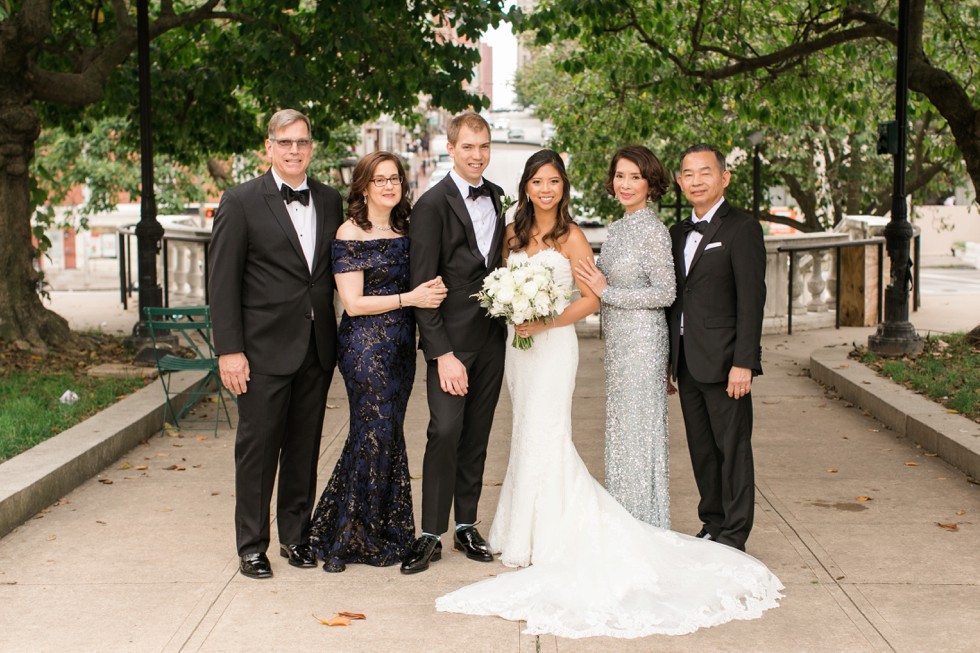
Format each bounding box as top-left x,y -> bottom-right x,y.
208,170 -> 343,555
667,201 -> 766,551
409,175 -> 507,535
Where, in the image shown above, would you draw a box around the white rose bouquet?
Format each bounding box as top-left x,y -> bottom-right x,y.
474,259 -> 571,350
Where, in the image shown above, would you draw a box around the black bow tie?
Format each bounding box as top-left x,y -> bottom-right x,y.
683,218 -> 709,235
281,185 -> 310,206
467,184 -> 491,200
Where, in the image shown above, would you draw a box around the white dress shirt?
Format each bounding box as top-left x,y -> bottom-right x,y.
681,196 -> 725,335
449,169 -> 496,266
272,168 -> 316,273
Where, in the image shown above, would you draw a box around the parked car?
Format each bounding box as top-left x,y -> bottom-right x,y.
507,127 -> 526,140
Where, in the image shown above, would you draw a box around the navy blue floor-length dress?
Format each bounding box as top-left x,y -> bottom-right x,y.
309,236 -> 416,568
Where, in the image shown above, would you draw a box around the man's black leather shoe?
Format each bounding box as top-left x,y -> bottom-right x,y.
400,537 -> 442,574
279,543 -> 317,568
240,552 -> 273,579
694,528 -> 715,541
453,526 -> 493,562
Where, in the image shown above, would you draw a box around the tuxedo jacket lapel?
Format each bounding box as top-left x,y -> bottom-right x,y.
687,203 -> 726,275
261,172 -> 309,272
486,185 -> 505,268
444,178 -> 485,266
310,184 -> 329,275
673,227 -> 689,283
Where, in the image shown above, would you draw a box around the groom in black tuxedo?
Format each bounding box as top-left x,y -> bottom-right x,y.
403,111 -> 506,573
209,109 -> 343,578
668,144 -> 766,552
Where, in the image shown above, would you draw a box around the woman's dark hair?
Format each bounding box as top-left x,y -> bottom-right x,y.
508,149 -> 573,253
346,151 -> 411,234
604,145 -> 670,203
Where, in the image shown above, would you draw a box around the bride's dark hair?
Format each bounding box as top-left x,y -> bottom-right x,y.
508,149 -> 572,253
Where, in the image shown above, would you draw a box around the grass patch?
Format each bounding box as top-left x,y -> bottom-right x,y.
854,332 -> 980,422
0,335 -> 151,462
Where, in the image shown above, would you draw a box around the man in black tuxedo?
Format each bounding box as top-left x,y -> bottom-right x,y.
402,111 -> 506,573
209,109 -> 343,578
667,144 -> 766,552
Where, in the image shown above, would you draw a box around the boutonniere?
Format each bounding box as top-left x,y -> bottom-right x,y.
499,195 -> 515,220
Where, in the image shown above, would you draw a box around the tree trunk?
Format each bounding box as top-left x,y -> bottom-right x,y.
0,93 -> 73,352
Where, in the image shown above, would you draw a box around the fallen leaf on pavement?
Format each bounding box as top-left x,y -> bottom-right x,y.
946,409 -> 959,414
119,462 -> 132,470
196,437 -> 206,441
338,612 -> 366,620
937,522 -> 958,531
957,510 -> 966,516
924,452 -> 938,457
904,462 -> 919,467
99,479 -> 113,485
136,465 -> 149,470
313,614 -> 350,627
855,496 -> 872,501
826,468 -> 838,473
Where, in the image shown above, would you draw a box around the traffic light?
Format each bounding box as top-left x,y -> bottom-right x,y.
877,121 -> 898,155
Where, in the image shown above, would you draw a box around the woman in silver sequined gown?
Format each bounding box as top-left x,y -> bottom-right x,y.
577,145 -> 676,528
437,150 -> 782,639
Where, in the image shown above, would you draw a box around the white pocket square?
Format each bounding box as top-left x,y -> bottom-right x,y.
704,242 -> 723,250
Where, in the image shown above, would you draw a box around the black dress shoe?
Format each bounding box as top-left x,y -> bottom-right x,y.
453,526 -> 493,562
400,537 -> 442,574
694,528 -> 715,541
240,552 -> 273,579
279,543 -> 317,568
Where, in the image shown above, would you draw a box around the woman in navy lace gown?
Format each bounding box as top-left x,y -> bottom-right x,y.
309,152 -> 446,572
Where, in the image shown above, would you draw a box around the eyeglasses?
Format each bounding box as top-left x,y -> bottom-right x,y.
371,175 -> 404,187
270,138 -> 313,150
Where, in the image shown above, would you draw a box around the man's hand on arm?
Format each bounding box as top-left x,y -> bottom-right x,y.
726,366 -> 752,400
219,352 -> 250,395
437,352 -> 468,396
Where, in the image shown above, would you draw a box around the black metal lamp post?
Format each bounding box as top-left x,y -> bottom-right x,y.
869,0 -> 922,356
339,157 -> 358,186
129,0 -> 171,362
747,131 -> 765,220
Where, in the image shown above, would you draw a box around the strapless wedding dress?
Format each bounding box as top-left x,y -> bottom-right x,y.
435,249 -> 783,639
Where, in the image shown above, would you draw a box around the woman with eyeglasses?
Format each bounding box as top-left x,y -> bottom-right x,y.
308,151 -> 447,572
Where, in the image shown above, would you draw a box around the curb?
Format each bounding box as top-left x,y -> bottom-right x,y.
810,346 -> 980,480
0,371 -> 206,538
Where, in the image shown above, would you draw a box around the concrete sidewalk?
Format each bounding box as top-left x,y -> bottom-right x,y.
1,290 -> 978,651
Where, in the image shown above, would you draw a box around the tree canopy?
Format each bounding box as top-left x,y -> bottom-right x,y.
514,0 -> 975,230
0,0 -> 506,350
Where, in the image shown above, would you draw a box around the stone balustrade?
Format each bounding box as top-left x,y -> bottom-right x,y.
122,219 -> 887,335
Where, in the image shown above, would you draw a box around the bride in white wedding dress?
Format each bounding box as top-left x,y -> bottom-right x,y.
436,150 -> 783,639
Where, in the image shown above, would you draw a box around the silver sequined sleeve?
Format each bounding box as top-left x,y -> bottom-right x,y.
599,216 -> 675,309
596,207 -> 674,528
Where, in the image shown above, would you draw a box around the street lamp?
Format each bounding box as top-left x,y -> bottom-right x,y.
747,131 -> 765,221
129,0 -> 170,363
869,0 -> 922,356
338,157 -> 358,186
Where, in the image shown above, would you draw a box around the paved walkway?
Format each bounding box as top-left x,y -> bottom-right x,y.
1,282 -> 978,652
